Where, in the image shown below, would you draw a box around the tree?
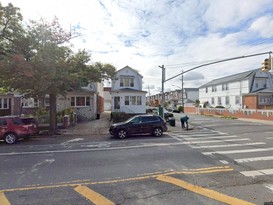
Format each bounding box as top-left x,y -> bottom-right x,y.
0,4 -> 116,134
0,2 -> 24,57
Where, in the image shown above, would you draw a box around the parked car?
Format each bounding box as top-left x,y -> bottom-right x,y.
0,116 -> 39,144
166,107 -> 180,113
109,114 -> 168,139
162,108 -> 174,121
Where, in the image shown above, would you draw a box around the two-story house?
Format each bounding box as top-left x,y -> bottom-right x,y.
199,68 -> 273,109
111,66 -> 147,114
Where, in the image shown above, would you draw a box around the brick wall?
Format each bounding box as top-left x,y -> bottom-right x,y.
243,95 -> 258,109
184,106 -> 273,121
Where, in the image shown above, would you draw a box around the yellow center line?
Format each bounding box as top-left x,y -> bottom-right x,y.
0,192 -> 11,205
74,185 -> 115,205
0,166 -> 233,193
157,175 -> 256,205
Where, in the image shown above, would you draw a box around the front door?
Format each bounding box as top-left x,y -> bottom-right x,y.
114,97 -> 120,110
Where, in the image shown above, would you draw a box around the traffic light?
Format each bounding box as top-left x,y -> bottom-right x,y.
261,58 -> 271,71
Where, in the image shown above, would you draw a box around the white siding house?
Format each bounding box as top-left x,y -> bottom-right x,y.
111,66 -> 147,114
199,69 -> 273,109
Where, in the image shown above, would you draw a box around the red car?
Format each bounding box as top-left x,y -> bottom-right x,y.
0,116 -> 39,144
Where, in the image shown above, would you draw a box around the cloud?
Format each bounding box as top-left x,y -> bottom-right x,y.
249,15 -> 273,38
2,0 -> 273,96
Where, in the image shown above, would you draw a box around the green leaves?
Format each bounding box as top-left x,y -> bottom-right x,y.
0,3 -> 116,97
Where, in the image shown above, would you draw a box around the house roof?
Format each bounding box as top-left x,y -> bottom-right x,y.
115,66 -> 143,78
244,88 -> 273,95
199,68 -> 259,88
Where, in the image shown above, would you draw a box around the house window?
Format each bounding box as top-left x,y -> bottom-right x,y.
205,87 -> 208,93
137,96 -> 142,105
225,96 -> 229,105
130,96 -> 136,105
212,86 -> 217,92
44,98 -> 50,106
0,98 -> 9,109
125,96 -> 129,105
71,96 -> 91,107
222,83 -> 229,91
120,77 -> 134,87
218,97 -> 222,105
22,98 -> 38,108
235,96 -> 240,104
211,97 -> 214,105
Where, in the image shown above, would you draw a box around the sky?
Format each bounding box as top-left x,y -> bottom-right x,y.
2,0 -> 273,95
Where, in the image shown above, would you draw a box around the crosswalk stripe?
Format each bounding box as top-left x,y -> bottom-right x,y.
235,156 -> 273,163
202,147 -> 273,155
191,142 -> 265,149
74,185 -> 115,205
183,138 -> 250,144
182,135 -> 238,140
240,168 -> 273,177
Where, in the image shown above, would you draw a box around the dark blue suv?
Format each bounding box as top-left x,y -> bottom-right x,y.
109,115 -> 168,139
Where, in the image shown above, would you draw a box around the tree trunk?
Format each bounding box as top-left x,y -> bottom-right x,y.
49,94 -> 57,134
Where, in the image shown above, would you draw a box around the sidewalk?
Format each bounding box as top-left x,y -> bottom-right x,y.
61,111 -> 111,137
59,112 -> 273,138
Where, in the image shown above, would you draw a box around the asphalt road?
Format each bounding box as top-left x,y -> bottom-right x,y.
0,113 -> 273,205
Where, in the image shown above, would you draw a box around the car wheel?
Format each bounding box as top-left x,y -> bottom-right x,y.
117,129 -> 127,139
4,133 -> 18,144
153,127 -> 163,137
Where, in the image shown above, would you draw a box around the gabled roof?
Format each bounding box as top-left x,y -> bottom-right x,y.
199,68 -> 259,88
115,66 -> 143,78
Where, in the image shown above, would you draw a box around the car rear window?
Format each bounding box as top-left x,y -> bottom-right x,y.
21,118 -> 36,125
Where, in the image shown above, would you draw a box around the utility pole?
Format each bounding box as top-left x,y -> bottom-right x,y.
181,69 -> 184,112
159,65 -> 165,118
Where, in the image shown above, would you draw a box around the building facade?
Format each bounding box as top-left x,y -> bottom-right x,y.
111,66 -> 147,114
0,82 -> 104,121
199,69 -> 273,109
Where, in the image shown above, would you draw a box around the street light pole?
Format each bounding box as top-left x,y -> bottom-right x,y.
181,69 -> 184,112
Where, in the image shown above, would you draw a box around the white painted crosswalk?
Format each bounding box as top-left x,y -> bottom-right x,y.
169,128 -> 273,180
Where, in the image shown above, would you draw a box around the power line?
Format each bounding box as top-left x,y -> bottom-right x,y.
165,51 -> 272,82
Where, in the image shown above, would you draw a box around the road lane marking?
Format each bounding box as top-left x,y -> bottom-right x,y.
0,192 -> 11,205
263,184 -> 273,192
219,160 -> 229,164
241,168 -> 273,177
74,185 -> 115,205
235,156 -> 273,163
0,142 -> 186,156
183,135 -> 239,140
157,175 -> 255,205
190,142 -> 265,149
202,147 -> 273,155
183,138 -> 250,144
0,166 -> 233,193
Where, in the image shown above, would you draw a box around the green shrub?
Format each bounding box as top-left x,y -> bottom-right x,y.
111,112 -> 131,123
